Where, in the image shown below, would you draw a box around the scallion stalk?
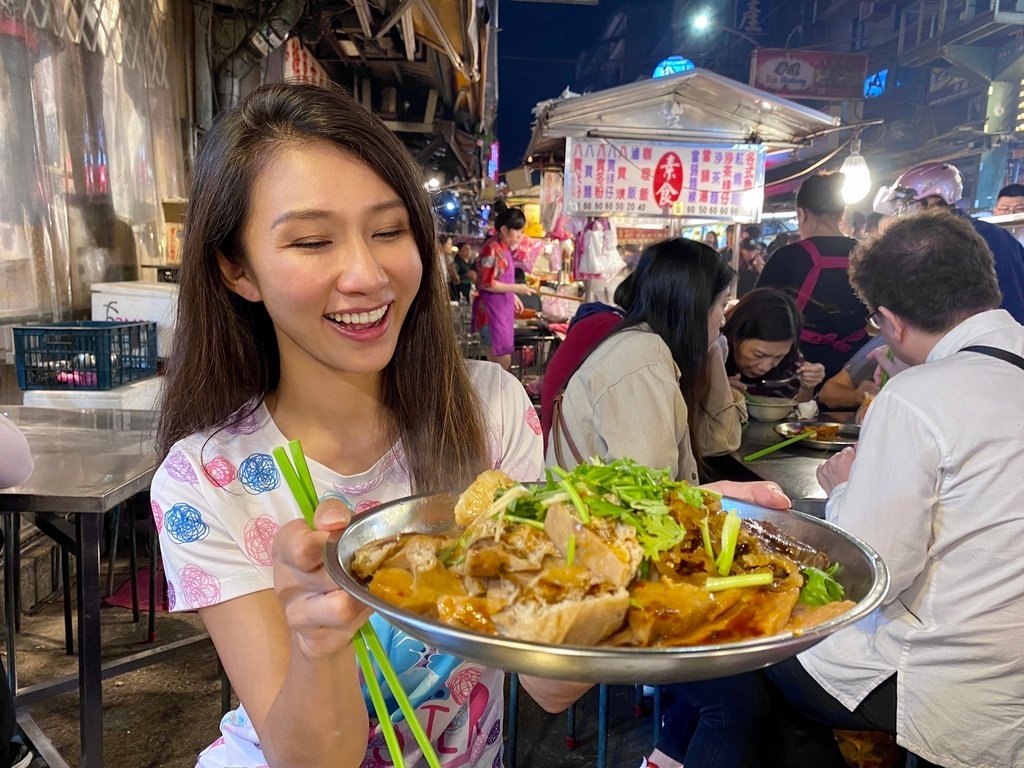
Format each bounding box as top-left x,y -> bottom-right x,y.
705,572 -> 773,592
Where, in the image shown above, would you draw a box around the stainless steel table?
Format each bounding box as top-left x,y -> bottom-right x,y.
705,413 -> 855,518
0,406 -> 207,768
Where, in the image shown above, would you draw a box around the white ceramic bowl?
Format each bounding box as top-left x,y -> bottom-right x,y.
746,395 -> 797,422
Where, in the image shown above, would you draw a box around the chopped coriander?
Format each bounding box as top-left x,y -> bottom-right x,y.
799,563 -> 845,606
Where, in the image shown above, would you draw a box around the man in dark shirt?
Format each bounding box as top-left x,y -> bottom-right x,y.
756,173 -> 868,378
736,239 -> 763,297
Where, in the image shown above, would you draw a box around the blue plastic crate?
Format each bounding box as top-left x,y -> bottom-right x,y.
13,321 -> 158,391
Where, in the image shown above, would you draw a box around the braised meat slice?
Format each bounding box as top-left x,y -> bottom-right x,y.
742,519 -> 832,571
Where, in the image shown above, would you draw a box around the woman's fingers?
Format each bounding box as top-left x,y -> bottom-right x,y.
313,498 -> 355,532
282,588 -> 371,635
798,362 -> 825,388
701,480 -> 791,509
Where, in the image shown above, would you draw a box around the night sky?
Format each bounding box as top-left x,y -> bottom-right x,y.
495,1 -> 614,172
495,0 -> 796,173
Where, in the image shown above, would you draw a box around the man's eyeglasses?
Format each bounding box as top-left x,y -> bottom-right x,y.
994,202 -> 1024,216
866,309 -> 883,337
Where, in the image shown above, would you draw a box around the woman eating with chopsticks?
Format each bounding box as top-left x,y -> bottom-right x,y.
722,287 -> 826,403
151,82 -> 552,768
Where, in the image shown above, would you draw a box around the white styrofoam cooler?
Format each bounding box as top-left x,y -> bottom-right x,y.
21,374 -> 163,410
91,281 -> 178,358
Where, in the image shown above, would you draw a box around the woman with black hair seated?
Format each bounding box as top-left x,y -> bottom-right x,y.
723,288 -> 825,403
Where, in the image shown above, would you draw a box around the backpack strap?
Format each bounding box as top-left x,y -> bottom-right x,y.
960,345 -> 1024,372
551,390 -> 585,467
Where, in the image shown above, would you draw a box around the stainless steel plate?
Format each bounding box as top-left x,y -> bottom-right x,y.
325,492 -> 887,684
775,421 -> 861,451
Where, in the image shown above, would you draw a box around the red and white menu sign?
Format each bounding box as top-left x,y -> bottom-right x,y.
283,38 -> 330,86
564,138 -> 766,221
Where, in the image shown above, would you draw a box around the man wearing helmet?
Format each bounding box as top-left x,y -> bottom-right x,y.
874,162 -> 1024,324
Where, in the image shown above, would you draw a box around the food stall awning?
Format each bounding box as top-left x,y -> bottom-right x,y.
525,68 -> 841,163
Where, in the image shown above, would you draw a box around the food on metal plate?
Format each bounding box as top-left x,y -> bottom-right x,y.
352,459 -> 855,647
798,424 -> 841,441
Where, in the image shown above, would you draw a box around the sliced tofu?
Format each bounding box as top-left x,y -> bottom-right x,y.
351,538 -> 401,581
381,534 -> 443,575
492,589 -> 630,645
544,503 -> 641,589
454,469 -> 515,526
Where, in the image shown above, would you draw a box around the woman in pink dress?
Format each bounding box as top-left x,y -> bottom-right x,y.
473,202 -> 536,370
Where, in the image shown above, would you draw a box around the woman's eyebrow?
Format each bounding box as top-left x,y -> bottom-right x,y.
270,200 -> 406,230
271,209 -> 332,229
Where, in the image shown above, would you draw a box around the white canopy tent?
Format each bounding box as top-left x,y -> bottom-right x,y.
525,68 -> 842,164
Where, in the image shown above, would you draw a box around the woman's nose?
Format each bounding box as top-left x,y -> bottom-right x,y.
335,237 -> 389,293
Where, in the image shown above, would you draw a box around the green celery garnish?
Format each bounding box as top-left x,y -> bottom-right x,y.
799,563 -> 845,606
714,510 -> 742,576
699,515 -> 714,559
566,533 -> 576,566
705,572 -> 773,592
503,514 -> 546,530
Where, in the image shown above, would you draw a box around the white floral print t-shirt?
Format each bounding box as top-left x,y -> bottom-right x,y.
151,361 -> 544,768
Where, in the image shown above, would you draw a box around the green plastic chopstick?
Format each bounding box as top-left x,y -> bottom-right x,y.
272,440 -> 441,768
360,625 -> 442,768
353,634 -> 405,767
353,633 -> 405,767
272,443 -> 316,527
743,430 -> 816,462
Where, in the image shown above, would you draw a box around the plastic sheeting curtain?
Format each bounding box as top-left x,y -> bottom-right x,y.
0,0 -> 186,335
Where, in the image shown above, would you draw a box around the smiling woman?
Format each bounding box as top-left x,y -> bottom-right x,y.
152,83 -> 549,768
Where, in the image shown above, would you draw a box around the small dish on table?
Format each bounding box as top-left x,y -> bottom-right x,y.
774,422 -> 860,451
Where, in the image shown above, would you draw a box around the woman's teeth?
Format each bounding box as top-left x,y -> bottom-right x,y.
326,306 -> 388,326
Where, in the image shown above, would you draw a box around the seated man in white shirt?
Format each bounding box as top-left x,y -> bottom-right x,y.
799,208 -> 1024,768
644,209 -> 1024,768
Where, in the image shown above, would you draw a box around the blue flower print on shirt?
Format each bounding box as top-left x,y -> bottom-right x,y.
238,453 -> 280,494
165,503 -> 210,544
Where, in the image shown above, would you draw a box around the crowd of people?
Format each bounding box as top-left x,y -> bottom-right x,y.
143,80 -> 1023,768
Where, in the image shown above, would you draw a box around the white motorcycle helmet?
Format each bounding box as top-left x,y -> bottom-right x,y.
873,162 -> 964,215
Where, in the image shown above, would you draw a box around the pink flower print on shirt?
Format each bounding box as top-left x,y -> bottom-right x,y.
467,682 -> 490,761
244,515 -> 279,567
203,456 -> 237,488
447,667 -> 483,705
355,500 -> 382,515
179,564 -> 221,609
525,405 -> 542,436
165,449 -> 199,485
151,500 -> 163,532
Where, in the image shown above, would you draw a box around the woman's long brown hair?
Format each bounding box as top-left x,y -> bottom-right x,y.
156,82 -> 489,493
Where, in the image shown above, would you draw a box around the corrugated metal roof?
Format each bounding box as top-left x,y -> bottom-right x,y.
525,68 -> 841,162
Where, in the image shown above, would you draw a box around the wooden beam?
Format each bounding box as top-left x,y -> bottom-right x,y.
318,13 -> 357,66
351,0 -> 374,37
375,0 -> 416,39
424,88 -> 438,124
401,10 -> 416,61
383,120 -> 435,133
